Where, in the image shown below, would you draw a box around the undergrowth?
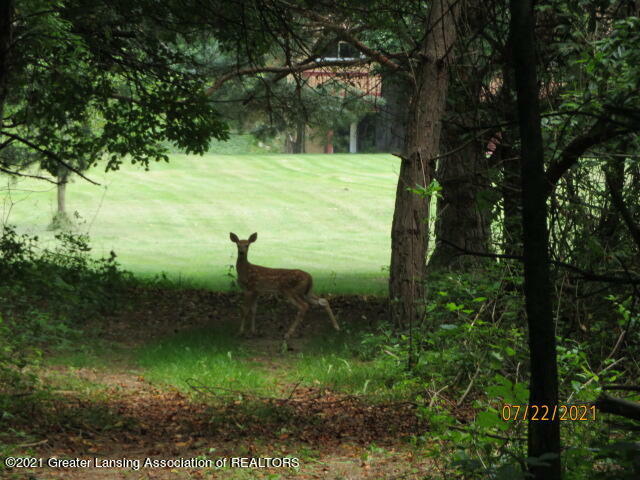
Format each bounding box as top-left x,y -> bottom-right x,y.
0,224 -> 133,454
345,265 -> 639,479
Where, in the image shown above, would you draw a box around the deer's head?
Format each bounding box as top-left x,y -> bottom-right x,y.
230,232 -> 257,257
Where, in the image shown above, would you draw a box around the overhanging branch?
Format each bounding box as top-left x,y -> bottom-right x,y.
1,131 -> 100,185
437,239 -> 640,284
205,58 -> 372,96
544,120 -> 630,196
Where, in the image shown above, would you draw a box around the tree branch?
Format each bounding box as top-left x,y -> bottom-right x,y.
544,120 -> 628,196
0,165 -> 58,184
605,167 -> 640,252
437,238 -> 640,284
596,394 -> 640,421
0,131 -> 100,185
278,1 -> 403,72
205,58 -> 372,96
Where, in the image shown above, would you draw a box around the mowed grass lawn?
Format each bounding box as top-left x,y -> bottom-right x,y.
2,153 -> 399,294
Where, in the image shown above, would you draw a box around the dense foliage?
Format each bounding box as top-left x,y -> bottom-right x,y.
1,0 -> 229,179
0,226 -> 131,407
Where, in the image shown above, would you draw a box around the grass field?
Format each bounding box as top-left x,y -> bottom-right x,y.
1,153 -> 399,294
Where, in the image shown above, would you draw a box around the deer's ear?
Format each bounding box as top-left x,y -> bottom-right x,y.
248,232 -> 258,243
230,232 -> 239,243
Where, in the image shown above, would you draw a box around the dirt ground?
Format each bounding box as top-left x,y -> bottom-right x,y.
2,289 -> 437,479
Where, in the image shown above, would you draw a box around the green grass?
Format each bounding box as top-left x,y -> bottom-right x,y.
136,324 -> 271,394
132,323 -> 408,402
46,338 -> 132,370
290,354 -> 403,397
2,152 -> 399,294
285,328 -> 410,400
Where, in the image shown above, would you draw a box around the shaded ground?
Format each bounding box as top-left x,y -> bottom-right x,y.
2,289 -> 435,479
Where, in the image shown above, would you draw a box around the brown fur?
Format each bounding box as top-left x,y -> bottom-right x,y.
230,232 -> 339,340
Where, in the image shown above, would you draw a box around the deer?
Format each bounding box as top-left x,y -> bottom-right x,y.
229,232 -> 340,341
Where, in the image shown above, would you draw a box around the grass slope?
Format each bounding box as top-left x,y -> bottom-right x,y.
2,153 -> 399,294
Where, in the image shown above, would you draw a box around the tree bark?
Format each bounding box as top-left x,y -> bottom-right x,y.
389,0 -> 459,327
428,129 -> 491,271
57,170 -> 68,216
349,122 -> 357,153
596,394 -> 640,421
0,0 -> 14,124
375,72 -> 410,153
293,121 -> 305,153
598,158 -> 624,249
510,1 -> 562,479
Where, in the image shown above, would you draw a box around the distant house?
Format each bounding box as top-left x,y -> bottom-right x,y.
290,41 -> 382,154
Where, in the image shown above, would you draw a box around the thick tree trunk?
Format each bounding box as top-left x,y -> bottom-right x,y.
510,1 -> 561,479
375,72 -> 410,153
389,0 -> 459,327
428,129 -> 491,271
0,0 -> 13,124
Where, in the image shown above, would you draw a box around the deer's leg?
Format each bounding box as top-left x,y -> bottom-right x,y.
283,293 -> 309,340
322,299 -> 339,331
240,291 -> 256,335
249,292 -> 258,335
307,294 -> 340,331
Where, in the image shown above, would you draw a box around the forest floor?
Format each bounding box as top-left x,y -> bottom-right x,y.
3,289 -> 441,479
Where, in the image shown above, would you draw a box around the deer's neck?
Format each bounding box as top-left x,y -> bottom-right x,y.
236,253 -> 250,283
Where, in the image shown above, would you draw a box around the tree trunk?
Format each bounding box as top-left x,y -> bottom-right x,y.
389,0 -> 459,327
499,137 -> 523,256
0,0 -> 13,124
375,72 -> 410,153
598,158 -> 625,249
49,167 -> 70,230
349,122 -> 357,153
293,121 -> 305,153
510,1 -> 561,478
324,130 -> 334,154
428,128 -> 491,271
57,171 -> 68,216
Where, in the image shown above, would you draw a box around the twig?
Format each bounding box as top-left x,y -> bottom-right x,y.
429,384 -> 449,408
286,380 -> 302,401
457,365 -> 480,406
567,356 -> 626,404
0,166 -> 58,183
17,439 -> 48,448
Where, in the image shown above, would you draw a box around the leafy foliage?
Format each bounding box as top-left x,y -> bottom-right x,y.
1,0 -> 229,177
0,224 -> 132,408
